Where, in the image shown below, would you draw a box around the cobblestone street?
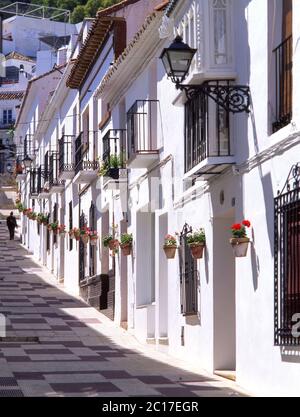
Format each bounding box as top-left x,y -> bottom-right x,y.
0,223 -> 248,397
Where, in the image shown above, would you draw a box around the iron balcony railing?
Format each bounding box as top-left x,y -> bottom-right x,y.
102,129 -> 126,179
49,151 -> 63,188
75,131 -> 99,175
126,100 -> 159,160
273,35 -> 293,133
58,134 -> 75,175
184,80 -> 231,173
29,168 -> 38,196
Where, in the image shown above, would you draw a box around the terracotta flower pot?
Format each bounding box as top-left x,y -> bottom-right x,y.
230,237 -> 250,257
189,243 -> 205,259
163,245 -> 177,259
90,238 -> 98,246
81,234 -> 89,245
108,239 -> 119,250
120,243 -> 132,256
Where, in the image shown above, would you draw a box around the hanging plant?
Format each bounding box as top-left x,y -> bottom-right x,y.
120,233 -> 133,256
230,220 -> 251,257
187,228 -> 206,259
58,224 -> 66,236
89,230 -> 98,246
163,234 -> 178,259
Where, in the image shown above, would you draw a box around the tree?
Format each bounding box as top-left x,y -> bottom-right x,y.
70,4 -> 85,23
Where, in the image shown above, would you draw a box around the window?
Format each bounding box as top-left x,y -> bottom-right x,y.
184,82 -> 230,173
46,213 -> 50,251
272,0 -> 293,132
3,109 -> 13,125
179,224 -> 198,315
69,201 -> 73,251
89,202 -> 95,277
274,166 -> 300,346
53,203 -> 57,245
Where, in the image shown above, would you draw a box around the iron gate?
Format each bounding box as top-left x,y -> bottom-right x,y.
79,211 -> 86,282
274,164 -> 300,346
179,223 -> 199,315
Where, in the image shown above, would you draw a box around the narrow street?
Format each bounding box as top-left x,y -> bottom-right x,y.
0,222 -> 246,397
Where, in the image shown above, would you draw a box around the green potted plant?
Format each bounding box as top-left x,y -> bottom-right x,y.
187,228 -> 206,259
120,233 -> 133,256
49,222 -> 59,234
230,220 -> 251,257
163,234 -> 178,259
58,224 -> 66,237
80,227 -> 90,245
73,227 -> 81,241
89,230 -> 98,246
103,234 -> 118,250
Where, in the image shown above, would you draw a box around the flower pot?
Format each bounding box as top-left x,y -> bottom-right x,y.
90,238 -> 98,246
230,238 -> 250,257
107,168 -> 119,180
189,243 -> 205,259
81,234 -> 89,245
120,243 -> 132,256
163,245 -> 177,259
53,229 -> 58,235
108,239 -> 119,250
74,235 -> 80,241
59,232 -> 66,238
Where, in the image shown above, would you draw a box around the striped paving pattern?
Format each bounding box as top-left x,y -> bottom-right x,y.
0,223 -> 247,397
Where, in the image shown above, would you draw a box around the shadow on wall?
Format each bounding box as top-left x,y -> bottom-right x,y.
237,1 -> 275,281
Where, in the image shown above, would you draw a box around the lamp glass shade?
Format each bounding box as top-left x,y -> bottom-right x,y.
22,155 -> 32,169
160,36 -> 197,84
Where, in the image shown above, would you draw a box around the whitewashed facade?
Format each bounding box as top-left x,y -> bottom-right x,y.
16,0 -> 300,396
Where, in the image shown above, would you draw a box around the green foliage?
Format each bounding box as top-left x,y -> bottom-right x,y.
187,229 -> 206,245
1,0 -> 124,23
103,234 -> 113,247
120,233 -> 133,246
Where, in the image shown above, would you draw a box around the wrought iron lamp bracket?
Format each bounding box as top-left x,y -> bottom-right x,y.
177,82 -> 251,114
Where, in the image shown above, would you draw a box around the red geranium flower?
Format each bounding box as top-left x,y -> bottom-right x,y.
242,220 -> 251,228
232,223 -> 242,230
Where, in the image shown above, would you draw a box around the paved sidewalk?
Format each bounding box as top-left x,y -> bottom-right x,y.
0,223 -> 249,397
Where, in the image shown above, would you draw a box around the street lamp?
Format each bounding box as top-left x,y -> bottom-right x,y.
22,155 -> 32,171
160,35 -> 197,87
160,36 -> 251,114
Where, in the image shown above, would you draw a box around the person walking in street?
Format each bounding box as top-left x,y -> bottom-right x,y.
6,211 -> 18,240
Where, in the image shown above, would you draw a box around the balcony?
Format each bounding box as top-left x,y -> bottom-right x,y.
49,152 -> 64,194
29,169 -> 39,199
73,132 -> 99,185
183,81 -> 234,181
37,164 -> 50,199
273,36 -> 293,133
58,135 -> 75,180
126,100 -> 160,169
102,129 -> 127,189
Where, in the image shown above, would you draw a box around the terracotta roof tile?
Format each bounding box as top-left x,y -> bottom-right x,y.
5,51 -> 35,63
96,12 -> 160,96
0,91 -> 24,100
